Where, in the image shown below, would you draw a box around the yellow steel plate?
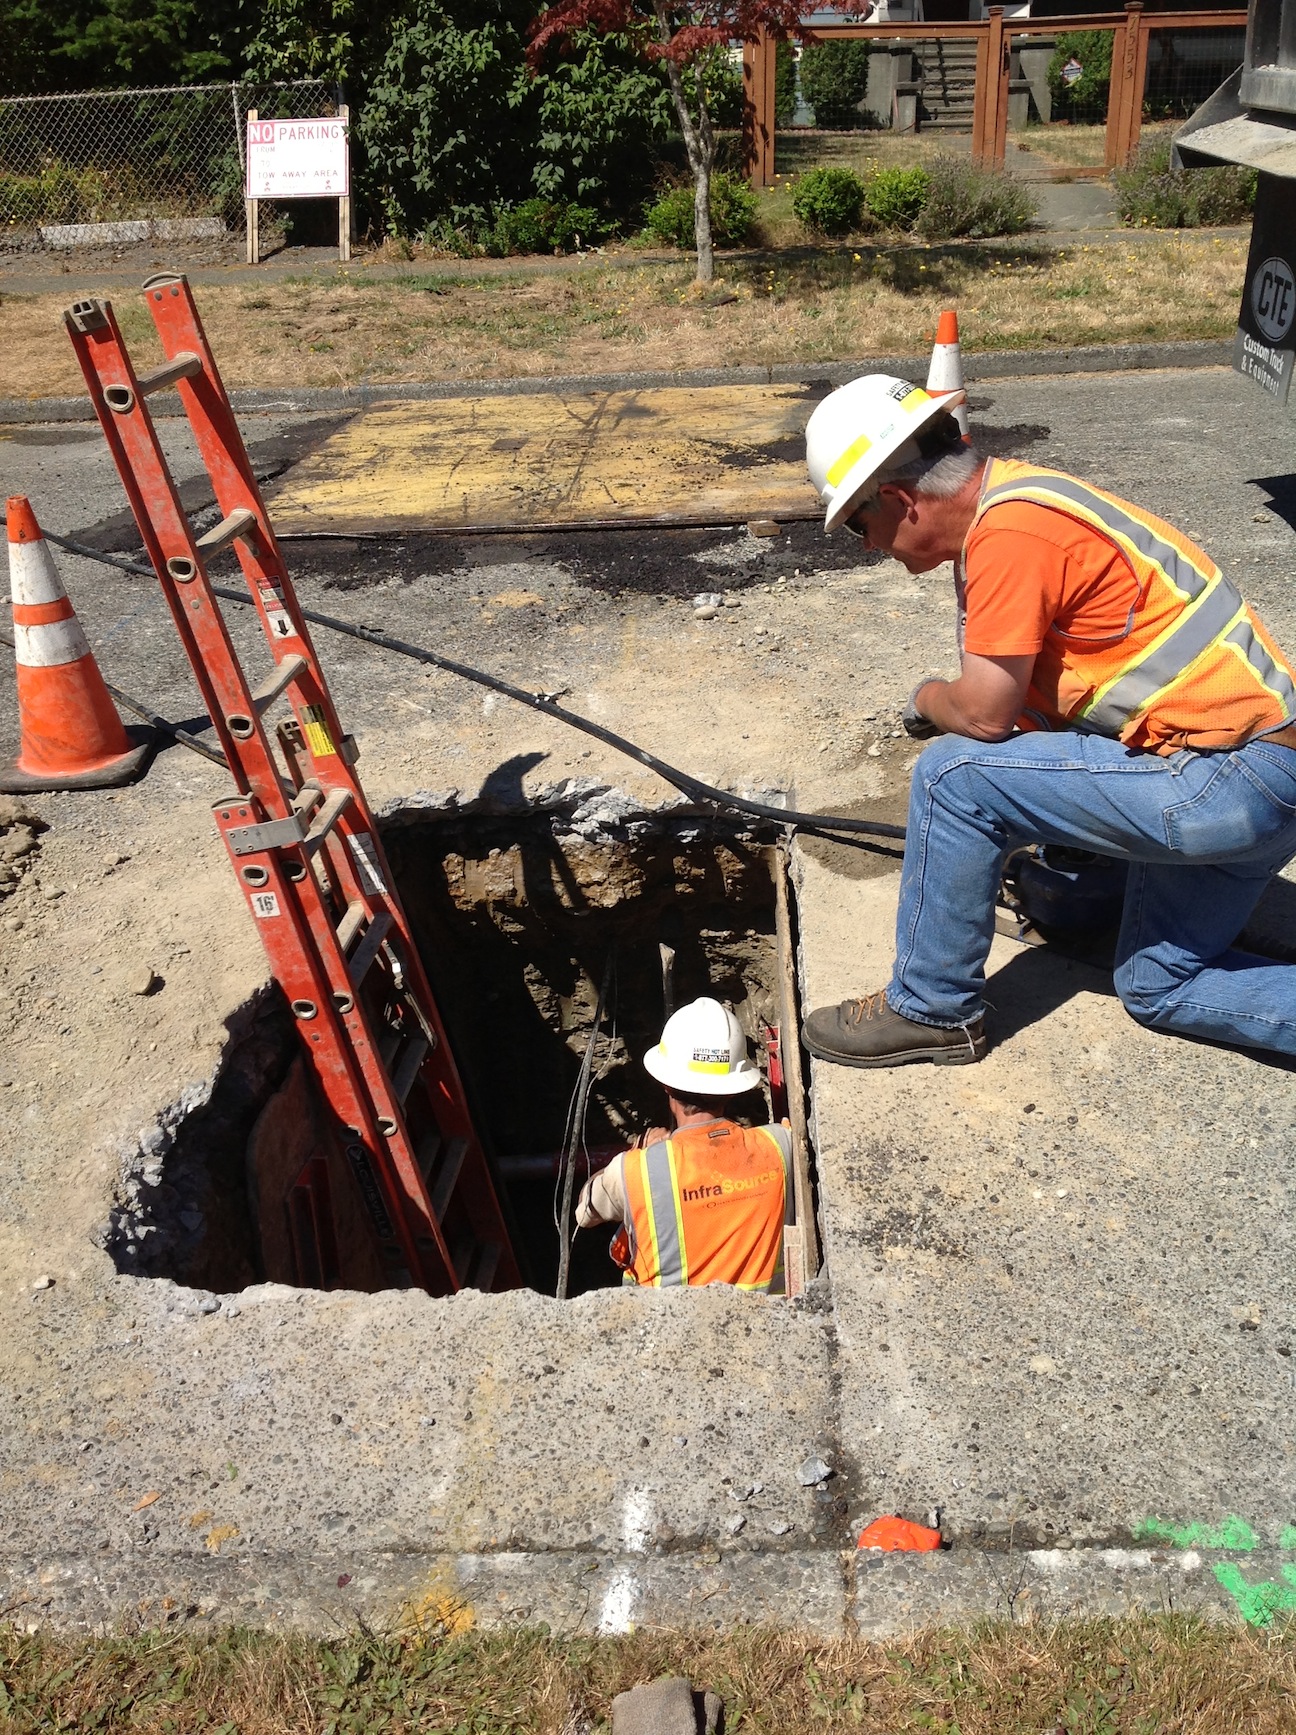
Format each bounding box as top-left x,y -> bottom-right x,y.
264,385 -> 819,533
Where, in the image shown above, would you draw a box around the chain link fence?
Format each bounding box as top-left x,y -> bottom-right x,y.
0,79 -> 337,252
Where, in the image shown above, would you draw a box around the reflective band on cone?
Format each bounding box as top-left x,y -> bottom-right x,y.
926,309 -> 970,437
3,496 -> 153,791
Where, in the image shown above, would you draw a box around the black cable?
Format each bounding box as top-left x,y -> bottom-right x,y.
555,950 -> 614,1303
42,529 -> 906,846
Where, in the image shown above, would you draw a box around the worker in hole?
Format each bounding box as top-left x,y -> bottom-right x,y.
799,373 -> 1296,1068
575,996 -> 794,1291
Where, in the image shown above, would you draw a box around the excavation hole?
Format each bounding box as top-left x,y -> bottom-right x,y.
102,798 -> 811,1300
384,804 -> 793,1296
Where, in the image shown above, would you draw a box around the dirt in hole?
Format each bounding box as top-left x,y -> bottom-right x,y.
384,807 -> 785,1296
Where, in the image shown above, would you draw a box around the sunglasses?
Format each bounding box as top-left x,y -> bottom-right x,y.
842,497 -> 882,541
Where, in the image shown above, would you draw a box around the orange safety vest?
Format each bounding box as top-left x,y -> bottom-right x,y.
971,458 -> 1296,754
618,1120 -> 792,1293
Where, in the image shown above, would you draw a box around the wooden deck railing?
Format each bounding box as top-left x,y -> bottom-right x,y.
741,3 -> 1248,187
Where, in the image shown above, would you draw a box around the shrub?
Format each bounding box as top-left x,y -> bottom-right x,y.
493,197 -> 601,253
865,164 -> 930,229
791,165 -> 868,235
914,155 -> 1037,239
1047,29 -> 1113,124
800,40 -> 872,129
642,170 -> 759,249
354,3 -> 673,239
1113,135 -> 1257,228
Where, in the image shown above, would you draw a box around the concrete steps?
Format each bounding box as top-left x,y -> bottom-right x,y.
913,39 -> 979,128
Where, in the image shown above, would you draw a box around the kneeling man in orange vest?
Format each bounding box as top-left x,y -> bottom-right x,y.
576,996 -> 793,1292
800,374 -> 1296,1067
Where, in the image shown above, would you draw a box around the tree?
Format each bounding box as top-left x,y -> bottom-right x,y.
0,0 -> 247,93
528,0 -> 873,284
800,38 -> 872,129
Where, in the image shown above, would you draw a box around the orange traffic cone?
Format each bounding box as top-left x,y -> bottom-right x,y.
926,309 -> 970,438
2,496 -> 153,793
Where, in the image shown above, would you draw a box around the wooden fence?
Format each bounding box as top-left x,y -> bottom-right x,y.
741,2 -> 1247,187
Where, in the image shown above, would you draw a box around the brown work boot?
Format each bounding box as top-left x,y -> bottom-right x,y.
802,991 -> 986,1069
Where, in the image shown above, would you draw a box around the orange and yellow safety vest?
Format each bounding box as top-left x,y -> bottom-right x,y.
618,1120 -> 792,1293
973,458 -> 1296,754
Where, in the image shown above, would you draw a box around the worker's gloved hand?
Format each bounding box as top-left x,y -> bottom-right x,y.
902,680 -> 943,740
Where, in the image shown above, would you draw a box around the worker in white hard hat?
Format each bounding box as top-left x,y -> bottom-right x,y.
576,996 -> 793,1291
799,372 -> 1296,1068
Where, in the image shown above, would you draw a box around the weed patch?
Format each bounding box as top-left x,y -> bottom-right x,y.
1115,136 -> 1257,229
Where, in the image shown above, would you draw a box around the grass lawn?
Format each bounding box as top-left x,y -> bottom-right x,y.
1010,119 -> 1178,172
2,1615 -> 1295,1732
1,232 -> 1246,399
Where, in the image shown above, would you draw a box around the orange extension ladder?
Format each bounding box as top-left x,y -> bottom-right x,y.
64,272 -> 519,1295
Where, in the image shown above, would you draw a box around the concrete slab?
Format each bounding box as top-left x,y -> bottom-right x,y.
264,386 -> 818,534
795,848 -> 1296,1556
1028,180 -> 1123,232
1,1278 -> 841,1631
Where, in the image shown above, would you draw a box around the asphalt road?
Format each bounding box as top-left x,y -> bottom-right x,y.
3,363 -> 1294,767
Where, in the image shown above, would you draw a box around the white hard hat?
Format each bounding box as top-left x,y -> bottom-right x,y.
806,374 -> 968,531
643,996 -> 762,1096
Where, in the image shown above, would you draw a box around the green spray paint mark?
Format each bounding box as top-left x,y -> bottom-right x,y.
1212,1562 -> 1296,1628
1280,1525 -> 1296,1550
1135,1515 -> 1260,1551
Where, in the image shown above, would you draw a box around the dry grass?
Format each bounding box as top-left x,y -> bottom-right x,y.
1010,120 -> 1178,171
0,232 -> 1246,400
775,130 -> 965,176
2,1615 -> 1296,1733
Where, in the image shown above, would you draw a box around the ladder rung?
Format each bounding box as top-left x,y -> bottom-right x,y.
347,910 -> 392,986
291,779 -> 324,819
135,351 -> 202,397
250,653 -> 308,715
336,898 -> 366,954
196,505 -> 258,559
391,1033 -> 430,1105
415,1127 -> 442,1181
430,1136 -> 469,1221
302,788 -> 354,855
474,1241 -> 502,1293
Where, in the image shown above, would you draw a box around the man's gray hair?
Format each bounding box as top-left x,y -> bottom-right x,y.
885,441 -> 983,500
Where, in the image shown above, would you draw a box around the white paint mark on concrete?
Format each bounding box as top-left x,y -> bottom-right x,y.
597,1566 -> 639,1635
622,1487 -> 652,1554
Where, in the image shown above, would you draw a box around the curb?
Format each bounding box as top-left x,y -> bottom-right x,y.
0,341 -> 1232,424
0,1541 -> 1273,1635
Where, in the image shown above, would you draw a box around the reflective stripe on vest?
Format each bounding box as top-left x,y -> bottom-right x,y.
641,1137 -> 688,1286
975,463 -> 1296,739
623,1122 -> 791,1293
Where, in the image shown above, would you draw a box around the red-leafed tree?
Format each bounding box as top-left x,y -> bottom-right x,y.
529,0 -> 874,283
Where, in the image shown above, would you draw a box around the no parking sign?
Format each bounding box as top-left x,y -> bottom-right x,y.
245,117 -> 349,199
1234,172 -> 1296,411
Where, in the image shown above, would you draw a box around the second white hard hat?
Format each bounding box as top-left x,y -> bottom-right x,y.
805,373 -> 967,532
643,996 -> 762,1096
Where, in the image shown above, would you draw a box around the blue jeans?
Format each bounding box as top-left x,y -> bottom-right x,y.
886,730 -> 1296,1056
